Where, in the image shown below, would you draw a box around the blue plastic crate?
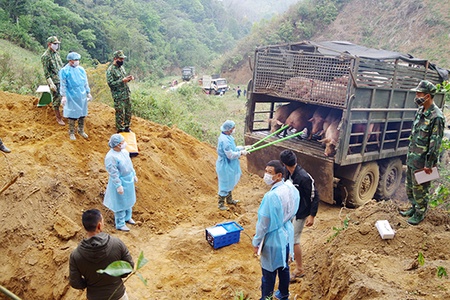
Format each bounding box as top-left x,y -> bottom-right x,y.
205,221 -> 244,249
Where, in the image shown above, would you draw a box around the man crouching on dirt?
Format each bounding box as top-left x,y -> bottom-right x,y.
252,160 -> 299,300
401,80 -> 444,225
69,209 -> 134,300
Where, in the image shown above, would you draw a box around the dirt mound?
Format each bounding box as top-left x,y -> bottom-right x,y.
1,91 -> 449,299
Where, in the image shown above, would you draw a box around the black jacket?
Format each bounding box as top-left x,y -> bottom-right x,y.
69,232 -> 134,300
285,165 -> 319,220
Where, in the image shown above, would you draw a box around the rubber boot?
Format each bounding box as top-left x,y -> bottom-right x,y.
226,192 -> 239,205
407,211 -> 425,225
55,109 -> 65,126
0,143 -> 11,153
68,119 -> 76,140
218,195 -> 229,211
400,205 -> 415,217
77,117 -> 89,139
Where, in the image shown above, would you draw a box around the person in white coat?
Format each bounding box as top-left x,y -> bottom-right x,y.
59,51 -> 92,140
103,134 -> 137,232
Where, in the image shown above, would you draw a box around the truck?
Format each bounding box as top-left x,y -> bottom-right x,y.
201,75 -> 228,95
182,66 -> 195,81
244,41 -> 448,207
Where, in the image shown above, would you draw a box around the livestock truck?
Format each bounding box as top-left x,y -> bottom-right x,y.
244,41 -> 447,207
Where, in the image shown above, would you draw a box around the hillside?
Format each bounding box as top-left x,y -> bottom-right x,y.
1,92 -> 450,299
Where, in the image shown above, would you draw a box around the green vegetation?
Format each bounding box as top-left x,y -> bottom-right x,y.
417,251 -> 425,266
97,251 -> 148,300
326,216 -> 350,243
437,266 -> 448,279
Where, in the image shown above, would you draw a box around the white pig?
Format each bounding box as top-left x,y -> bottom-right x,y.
268,102 -> 303,133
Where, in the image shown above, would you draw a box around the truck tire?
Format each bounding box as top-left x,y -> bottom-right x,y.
341,162 -> 379,207
375,158 -> 403,200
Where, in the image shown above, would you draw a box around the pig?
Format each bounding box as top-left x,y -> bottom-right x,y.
318,119 -> 340,157
268,102 -> 303,133
310,80 -> 347,101
308,106 -> 331,139
283,105 -> 316,137
283,76 -> 315,98
349,123 -> 381,153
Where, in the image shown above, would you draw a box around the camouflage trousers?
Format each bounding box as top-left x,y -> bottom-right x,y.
51,82 -> 62,109
114,97 -> 132,131
405,166 -> 430,213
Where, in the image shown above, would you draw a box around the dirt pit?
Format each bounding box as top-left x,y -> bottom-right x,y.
0,91 -> 449,300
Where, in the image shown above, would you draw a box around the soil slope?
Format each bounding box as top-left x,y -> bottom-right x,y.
0,91 -> 449,300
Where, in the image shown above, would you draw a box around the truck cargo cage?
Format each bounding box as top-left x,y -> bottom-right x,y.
245,41 -> 447,207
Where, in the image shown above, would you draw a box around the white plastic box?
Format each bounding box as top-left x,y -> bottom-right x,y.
375,220 -> 395,239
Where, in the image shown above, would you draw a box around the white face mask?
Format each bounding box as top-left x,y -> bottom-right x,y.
120,142 -> 127,150
263,173 -> 275,186
231,128 -> 236,135
50,43 -> 59,51
72,61 -> 80,67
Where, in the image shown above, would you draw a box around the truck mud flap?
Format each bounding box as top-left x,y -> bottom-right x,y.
245,134 -> 335,204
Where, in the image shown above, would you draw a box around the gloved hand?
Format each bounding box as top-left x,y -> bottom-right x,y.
244,145 -> 252,151
134,176 -> 138,183
61,96 -> 67,106
47,78 -> 57,92
117,186 -> 124,194
241,150 -> 249,156
236,145 -> 244,151
87,93 -> 93,101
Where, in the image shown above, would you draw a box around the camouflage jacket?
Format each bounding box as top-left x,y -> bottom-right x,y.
41,49 -> 63,83
407,103 -> 444,170
106,63 -> 131,101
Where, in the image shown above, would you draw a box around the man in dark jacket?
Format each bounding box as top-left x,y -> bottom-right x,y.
280,150 -> 319,281
69,209 -> 134,300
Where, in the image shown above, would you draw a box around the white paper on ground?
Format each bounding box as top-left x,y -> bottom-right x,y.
414,166 -> 439,184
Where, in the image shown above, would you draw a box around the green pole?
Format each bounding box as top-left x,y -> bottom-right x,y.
0,285 -> 22,300
247,130 -> 306,153
250,124 -> 289,149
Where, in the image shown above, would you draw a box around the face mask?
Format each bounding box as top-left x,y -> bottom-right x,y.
72,61 -> 80,67
231,128 -> 236,135
50,43 -> 59,51
116,60 -> 124,67
263,173 -> 275,186
120,142 -> 127,150
414,96 -> 426,106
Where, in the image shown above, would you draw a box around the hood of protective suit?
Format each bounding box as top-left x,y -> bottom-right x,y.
78,232 -> 111,263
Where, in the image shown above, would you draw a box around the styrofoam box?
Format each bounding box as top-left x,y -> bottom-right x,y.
375,220 -> 395,239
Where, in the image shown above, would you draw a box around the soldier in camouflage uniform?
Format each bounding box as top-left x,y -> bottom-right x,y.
401,80 -> 444,225
106,50 -> 134,133
0,138 -> 11,153
41,36 -> 65,126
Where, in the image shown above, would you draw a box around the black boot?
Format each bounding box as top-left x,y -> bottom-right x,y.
218,195 -> 229,211
68,119 -> 76,140
226,192 -> 239,205
78,117 -> 88,139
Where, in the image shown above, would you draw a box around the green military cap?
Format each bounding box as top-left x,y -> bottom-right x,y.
411,80 -> 437,95
113,50 -> 127,59
46,36 -> 61,44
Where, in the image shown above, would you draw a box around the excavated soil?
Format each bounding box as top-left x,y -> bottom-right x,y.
0,91 -> 449,300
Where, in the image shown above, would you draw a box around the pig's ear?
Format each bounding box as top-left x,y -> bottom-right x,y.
276,120 -> 283,125
318,138 -> 330,143
308,117 -> 313,122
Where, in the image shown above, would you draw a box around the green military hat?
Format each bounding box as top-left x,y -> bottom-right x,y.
113,50 -> 127,59
46,36 -> 61,44
411,80 -> 437,95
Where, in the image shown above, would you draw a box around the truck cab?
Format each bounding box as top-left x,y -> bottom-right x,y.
245,41 -> 447,207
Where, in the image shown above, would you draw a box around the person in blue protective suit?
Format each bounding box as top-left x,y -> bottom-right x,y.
103,134 -> 138,232
59,51 -> 92,141
215,120 -> 250,210
252,160 -> 300,300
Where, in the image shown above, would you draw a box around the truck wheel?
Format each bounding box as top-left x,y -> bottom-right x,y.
375,158 -> 403,200
342,162 -> 379,207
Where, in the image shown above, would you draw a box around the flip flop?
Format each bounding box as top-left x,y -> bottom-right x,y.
290,271 -> 305,282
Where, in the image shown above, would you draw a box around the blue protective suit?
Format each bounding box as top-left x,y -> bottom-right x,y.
103,149 -> 136,213
252,180 -> 300,272
59,64 -> 90,119
216,132 -> 242,196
